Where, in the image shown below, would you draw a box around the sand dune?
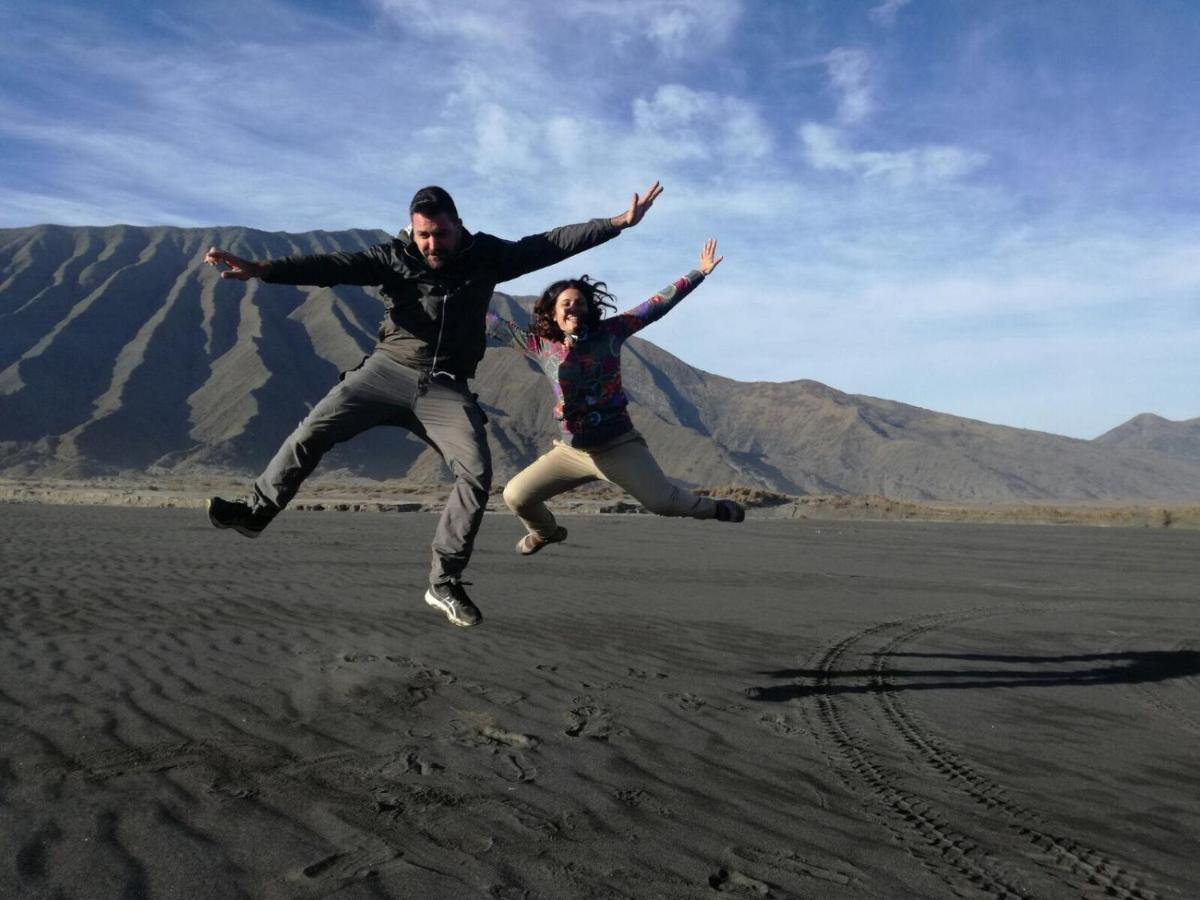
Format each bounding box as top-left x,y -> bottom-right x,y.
2,503 -> 1198,898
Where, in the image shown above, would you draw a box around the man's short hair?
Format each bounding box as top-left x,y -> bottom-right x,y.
409,186 -> 459,221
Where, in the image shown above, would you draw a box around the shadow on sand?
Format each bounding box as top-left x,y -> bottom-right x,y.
746,650 -> 1200,702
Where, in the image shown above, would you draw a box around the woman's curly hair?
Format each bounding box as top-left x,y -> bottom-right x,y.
531,275 -> 616,341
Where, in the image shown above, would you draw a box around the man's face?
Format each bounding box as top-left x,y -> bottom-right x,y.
411,211 -> 463,269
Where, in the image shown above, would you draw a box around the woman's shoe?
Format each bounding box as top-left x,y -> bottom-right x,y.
516,526 -> 568,556
715,499 -> 745,523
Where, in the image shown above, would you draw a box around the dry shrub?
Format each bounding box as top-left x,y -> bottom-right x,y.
695,485 -> 794,507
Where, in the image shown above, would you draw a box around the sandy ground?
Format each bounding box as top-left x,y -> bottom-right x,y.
1,503 -> 1198,899
4,476 -> 1200,529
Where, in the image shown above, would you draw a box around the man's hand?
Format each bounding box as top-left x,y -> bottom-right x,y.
611,181 -> 663,230
205,247 -> 266,281
698,238 -> 723,276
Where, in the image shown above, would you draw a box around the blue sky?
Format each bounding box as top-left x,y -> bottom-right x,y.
2,0 -> 1198,438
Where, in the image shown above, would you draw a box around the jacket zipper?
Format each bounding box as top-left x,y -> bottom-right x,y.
428,291 -> 453,382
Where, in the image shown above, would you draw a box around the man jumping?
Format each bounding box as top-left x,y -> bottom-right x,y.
203,181 -> 662,628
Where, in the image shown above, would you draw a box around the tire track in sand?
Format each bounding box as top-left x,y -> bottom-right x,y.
812,607 -> 1163,899
868,612 -> 1161,899
811,609 -> 1030,898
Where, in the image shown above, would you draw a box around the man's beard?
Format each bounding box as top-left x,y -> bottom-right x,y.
424,249 -> 456,269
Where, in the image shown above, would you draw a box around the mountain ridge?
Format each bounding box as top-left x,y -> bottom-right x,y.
2,224 -> 1197,502
1094,413 -> 1200,464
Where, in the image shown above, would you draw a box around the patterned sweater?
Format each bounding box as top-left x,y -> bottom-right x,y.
486,270 -> 705,448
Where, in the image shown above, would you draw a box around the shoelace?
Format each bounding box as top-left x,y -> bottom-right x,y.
438,580 -> 473,599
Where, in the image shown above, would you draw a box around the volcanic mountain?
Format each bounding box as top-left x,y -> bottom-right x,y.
2,224 -> 1197,502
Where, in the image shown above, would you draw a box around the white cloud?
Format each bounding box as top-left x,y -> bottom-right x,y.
800,123 -> 988,187
371,0 -> 529,44
470,104 -> 543,177
641,0 -> 742,57
544,115 -> 588,169
632,84 -> 772,166
919,145 -> 990,182
798,123 -> 851,171
371,0 -> 742,58
567,0 -> 742,57
869,0 -> 911,29
798,45 -> 989,190
824,47 -> 873,125
0,0 -> 767,236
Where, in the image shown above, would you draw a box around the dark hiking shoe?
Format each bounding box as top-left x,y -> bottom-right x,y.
516,525 -> 568,556
715,499 -> 745,523
206,496 -> 272,539
424,582 -> 483,627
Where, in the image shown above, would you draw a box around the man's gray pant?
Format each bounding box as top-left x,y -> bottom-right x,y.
251,352 -> 492,587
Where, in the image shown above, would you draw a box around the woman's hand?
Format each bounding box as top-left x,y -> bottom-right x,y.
698,238 -> 723,275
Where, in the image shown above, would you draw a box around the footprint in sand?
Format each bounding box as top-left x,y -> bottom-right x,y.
612,788 -> 673,817
664,692 -> 707,712
757,713 -> 806,737
578,680 -> 619,690
385,655 -> 457,685
378,749 -> 443,778
728,846 -> 858,889
708,867 -> 771,896
294,845 -> 400,886
614,788 -> 649,807
373,782 -> 465,815
480,725 -> 539,749
208,780 -> 257,801
462,679 -> 526,706
564,705 -> 623,740
495,752 -> 538,783
451,719 -> 540,751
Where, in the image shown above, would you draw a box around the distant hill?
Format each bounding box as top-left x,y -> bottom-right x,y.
2,224 -> 1197,502
1094,413 -> 1200,465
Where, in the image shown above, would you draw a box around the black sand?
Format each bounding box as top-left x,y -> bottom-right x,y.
1,504 -> 1198,898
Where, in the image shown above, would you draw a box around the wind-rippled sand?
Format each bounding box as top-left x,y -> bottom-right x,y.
2,504 -> 1198,899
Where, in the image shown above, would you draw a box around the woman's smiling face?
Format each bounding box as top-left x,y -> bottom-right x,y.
554,287 -> 587,336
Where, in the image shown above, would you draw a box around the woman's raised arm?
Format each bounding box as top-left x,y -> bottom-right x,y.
611,238 -> 722,338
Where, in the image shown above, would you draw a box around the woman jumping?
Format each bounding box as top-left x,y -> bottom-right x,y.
485,238 -> 744,556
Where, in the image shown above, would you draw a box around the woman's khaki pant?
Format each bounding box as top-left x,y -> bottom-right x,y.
502,431 -> 718,538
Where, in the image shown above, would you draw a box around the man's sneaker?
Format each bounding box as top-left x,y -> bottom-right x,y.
206,496 -> 271,539
516,525 -> 568,556
424,582 -> 483,627
715,499 -> 746,523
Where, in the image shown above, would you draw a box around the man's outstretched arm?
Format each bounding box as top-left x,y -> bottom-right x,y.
491,181 -> 664,283
204,245 -> 392,287
205,248 -> 267,281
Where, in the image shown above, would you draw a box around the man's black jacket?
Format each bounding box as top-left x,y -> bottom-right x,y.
262,218 -> 620,379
